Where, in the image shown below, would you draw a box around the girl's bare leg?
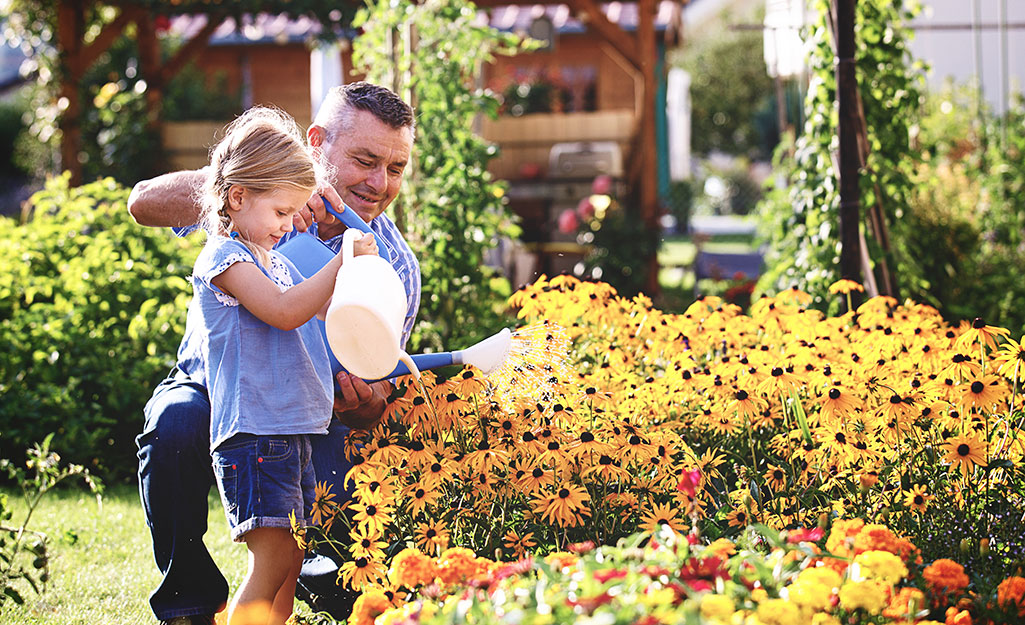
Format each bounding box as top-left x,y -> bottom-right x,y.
228,527 -> 303,625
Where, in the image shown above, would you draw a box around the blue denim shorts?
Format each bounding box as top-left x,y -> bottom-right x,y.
212,433 -> 315,542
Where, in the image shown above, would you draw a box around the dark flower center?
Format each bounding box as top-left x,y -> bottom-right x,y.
558,488 -> 570,499
971,381 -> 984,393
829,388 -> 841,400
957,443 -> 971,457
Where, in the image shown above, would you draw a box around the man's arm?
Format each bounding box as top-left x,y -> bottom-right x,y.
127,169 -> 207,228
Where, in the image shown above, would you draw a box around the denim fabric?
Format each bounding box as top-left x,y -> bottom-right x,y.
212,433 -> 316,542
136,369 -> 228,621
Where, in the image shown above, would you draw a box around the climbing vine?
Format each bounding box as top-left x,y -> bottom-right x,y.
756,0 -> 926,312
352,0 -> 523,351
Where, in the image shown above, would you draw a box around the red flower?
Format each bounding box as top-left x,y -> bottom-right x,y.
680,556 -> 729,582
594,568 -> 628,584
676,468 -> 702,497
566,591 -> 613,613
641,565 -> 672,578
569,540 -> 596,554
787,527 -> 825,543
557,208 -> 579,233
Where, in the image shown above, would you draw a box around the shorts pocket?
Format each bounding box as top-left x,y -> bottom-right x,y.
213,456 -> 239,517
256,437 -> 293,463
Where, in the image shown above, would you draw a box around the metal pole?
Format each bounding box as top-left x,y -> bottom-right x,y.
999,0 -> 1009,144
836,0 -> 862,306
971,0 -> 984,123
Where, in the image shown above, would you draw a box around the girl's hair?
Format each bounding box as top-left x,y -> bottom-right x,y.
201,106 -> 327,265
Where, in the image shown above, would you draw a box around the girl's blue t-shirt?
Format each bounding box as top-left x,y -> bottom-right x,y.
189,236 -> 334,451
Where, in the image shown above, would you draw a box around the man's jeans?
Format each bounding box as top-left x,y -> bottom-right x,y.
136,370 -> 227,621
137,369 -> 360,621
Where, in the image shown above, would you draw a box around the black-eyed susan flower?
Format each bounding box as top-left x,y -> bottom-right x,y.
289,509 -> 309,550
348,526 -> 388,561
402,481 -> 441,518
763,465 -> 787,492
957,374 -> 1009,412
903,484 -> 933,512
954,317 -> 1011,352
502,530 -> 537,558
532,484 -> 592,528
829,279 -> 865,295
339,556 -> 387,590
818,384 -> 864,421
725,505 -> 755,528
992,336 -> 1025,380
350,499 -> 394,536
942,432 -> 987,477
639,501 -> 688,535
310,481 -> 339,531
415,521 -> 450,555
420,458 -> 457,489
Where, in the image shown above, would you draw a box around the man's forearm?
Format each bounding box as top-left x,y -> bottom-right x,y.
127,169 -> 207,228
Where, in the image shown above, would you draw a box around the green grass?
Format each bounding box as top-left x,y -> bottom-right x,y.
0,483 -> 316,624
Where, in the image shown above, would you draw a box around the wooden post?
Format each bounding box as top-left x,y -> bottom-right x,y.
638,0 -> 660,296
835,0 -> 861,308
56,0 -> 85,185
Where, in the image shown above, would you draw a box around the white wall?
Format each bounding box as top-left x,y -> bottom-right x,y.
908,0 -> 1024,114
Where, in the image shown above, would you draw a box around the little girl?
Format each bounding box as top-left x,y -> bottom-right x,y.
188,106 -> 376,625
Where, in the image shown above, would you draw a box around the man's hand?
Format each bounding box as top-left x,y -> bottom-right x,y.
297,185 -> 347,234
333,372 -> 390,431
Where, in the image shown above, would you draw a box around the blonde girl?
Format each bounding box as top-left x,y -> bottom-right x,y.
188,106 -> 375,625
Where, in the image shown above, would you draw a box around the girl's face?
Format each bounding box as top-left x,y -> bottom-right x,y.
227,186 -> 314,250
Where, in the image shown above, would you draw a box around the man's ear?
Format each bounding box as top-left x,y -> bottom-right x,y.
308,125 -> 326,150
227,185 -> 245,212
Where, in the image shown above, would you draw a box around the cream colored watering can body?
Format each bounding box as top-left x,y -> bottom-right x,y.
324,229 -> 418,380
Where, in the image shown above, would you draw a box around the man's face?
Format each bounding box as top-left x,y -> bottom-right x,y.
318,108 -> 414,224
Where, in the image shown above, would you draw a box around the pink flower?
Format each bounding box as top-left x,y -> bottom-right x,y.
676,468 -> 701,497
592,174 -> 612,195
576,197 -> 595,220
557,208 -> 579,234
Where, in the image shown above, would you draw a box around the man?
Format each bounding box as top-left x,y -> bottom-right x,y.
129,82 -> 420,625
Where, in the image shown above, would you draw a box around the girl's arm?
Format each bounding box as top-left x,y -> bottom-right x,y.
213,253 -> 343,331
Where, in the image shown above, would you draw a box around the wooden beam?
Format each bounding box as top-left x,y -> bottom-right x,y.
77,10 -> 134,72
57,0 -> 85,185
158,15 -> 225,84
564,0 -> 640,70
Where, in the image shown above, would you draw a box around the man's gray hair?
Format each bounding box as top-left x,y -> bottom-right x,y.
313,82 -> 416,144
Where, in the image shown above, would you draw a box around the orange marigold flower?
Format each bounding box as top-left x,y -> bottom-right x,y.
997,576 -> 1025,616
852,524 -> 901,555
945,606 -> 973,625
389,547 -> 438,589
923,558 -> 971,596
884,586 -> 926,620
436,547 -> 488,587
349,589 -> 393,625
826,518 -> 865,555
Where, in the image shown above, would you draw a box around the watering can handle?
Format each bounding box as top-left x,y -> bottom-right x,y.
321,196 -> 392,262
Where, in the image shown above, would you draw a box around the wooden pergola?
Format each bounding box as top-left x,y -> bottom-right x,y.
53,0 -> 678,292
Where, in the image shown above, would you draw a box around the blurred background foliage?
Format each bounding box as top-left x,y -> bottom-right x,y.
0,175 -> 196,481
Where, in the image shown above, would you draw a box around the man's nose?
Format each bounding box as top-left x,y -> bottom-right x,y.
366,165 -> 387,191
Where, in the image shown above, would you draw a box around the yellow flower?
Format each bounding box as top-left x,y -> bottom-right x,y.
755,598 -> 802,625
532,484 -> 592,528
829,279 -> 865,295
852,550 -> 908,585
838,579 -> 890,615
288,510 -> 308,550
338,556 -> 387,591
941,432 -> 987,478
992,336 -> 1025,380
904,484 -> 933,512
639,501 -> 688,535
699,594 -> 735,622
954,317 -> 1010,352
310,481 -> 339,532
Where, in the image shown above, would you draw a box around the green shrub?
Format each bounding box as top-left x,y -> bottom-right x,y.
0,174 -> 196,481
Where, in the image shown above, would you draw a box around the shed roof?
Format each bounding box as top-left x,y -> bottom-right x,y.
167,2 -> 682,45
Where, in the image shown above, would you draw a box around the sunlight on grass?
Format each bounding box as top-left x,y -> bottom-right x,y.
0,483 -> 289,624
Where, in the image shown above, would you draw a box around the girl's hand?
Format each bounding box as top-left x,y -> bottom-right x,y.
351,231 -> 379,257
